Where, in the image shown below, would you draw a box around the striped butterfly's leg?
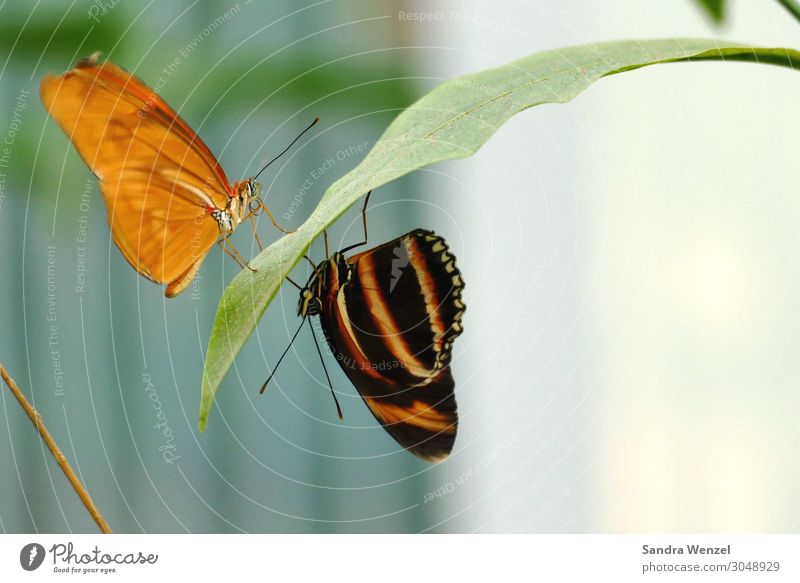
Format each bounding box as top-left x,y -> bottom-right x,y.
340,191 -> 372,254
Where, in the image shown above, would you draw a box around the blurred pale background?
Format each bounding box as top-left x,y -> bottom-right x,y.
1,0 -> 799,532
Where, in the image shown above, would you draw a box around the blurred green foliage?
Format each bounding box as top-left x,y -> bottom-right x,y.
693,0 -> 726,22
0,0 -> 443,533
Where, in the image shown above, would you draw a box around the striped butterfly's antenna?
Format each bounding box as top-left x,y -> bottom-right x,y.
259,316 -> 307,394
308,319 -> 343,420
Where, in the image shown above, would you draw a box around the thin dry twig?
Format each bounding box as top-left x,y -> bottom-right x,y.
0,363 -> 112,534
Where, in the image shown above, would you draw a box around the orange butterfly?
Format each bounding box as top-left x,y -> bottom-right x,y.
41,53 -> 309,296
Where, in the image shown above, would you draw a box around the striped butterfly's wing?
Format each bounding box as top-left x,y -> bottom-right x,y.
321,230 -> 465,461
40,55 -> 231,296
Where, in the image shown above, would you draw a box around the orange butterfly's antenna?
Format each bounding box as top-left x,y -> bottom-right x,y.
253,117 -> 320,181
260,316 -> 307,394
308,319 -> 343,420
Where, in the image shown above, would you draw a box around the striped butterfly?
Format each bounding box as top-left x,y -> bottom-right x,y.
40,53 -> 315,296
266,193 -> 466,461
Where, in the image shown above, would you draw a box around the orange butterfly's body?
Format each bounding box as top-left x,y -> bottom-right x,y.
40,53 -> 267,296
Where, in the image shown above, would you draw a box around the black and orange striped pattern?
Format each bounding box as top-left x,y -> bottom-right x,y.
299,230 -> 465,461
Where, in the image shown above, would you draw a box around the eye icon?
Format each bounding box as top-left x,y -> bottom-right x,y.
20,543 -> 45,571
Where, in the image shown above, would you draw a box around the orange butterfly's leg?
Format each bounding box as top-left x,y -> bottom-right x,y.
218,237 -> 257,272
217,239 -> 246,270
249,215 -> 264,252
324,229 -> 329,258
228,237 -> 257,272
260,202 -> 296,235
340,191 -> 372,254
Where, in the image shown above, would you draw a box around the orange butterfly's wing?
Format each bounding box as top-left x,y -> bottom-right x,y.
108,170 -> 218,297
40,55 -> 231,295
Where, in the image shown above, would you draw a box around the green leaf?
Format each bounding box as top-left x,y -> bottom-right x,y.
776,0 -> 800,25
694,0 -> 726,23
199,38 -> 800,430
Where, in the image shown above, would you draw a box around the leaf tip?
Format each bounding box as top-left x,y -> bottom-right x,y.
198,375 -> 214,432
